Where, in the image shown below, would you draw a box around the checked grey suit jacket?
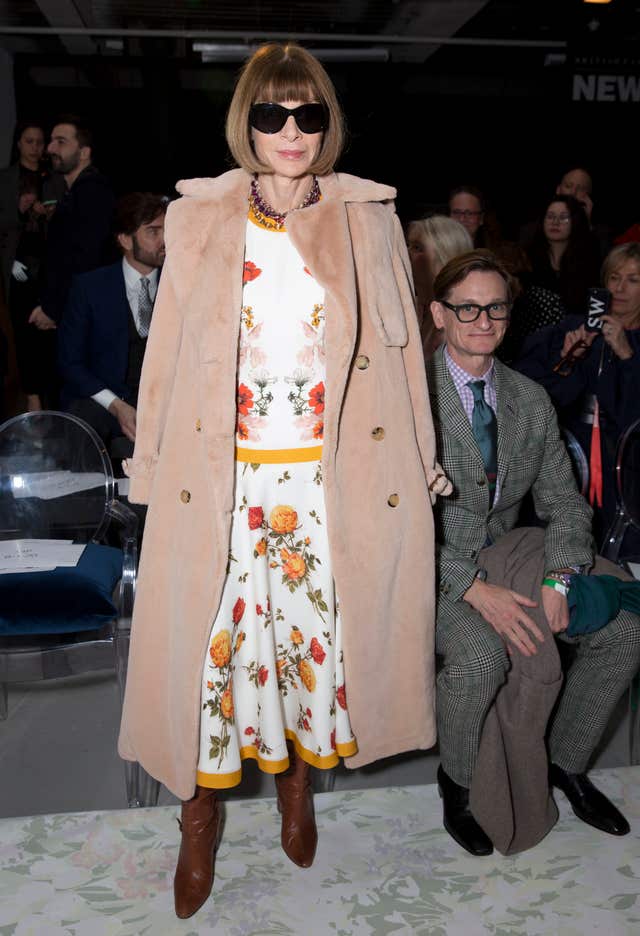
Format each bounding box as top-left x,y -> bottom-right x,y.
426,345 -> 594,605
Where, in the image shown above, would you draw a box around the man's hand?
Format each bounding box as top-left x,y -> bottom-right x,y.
464,578 -> 543,656
541,584 -> 569,634
28,306 -> 57,330
108,399 -> 137,443
601,314 -> 633,360
18,192 -> 37,214
578,191 -> 593,224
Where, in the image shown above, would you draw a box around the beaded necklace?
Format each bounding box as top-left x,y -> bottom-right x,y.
249,175 -> 321,232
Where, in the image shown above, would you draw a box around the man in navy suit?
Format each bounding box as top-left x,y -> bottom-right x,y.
58,192 -> 166,459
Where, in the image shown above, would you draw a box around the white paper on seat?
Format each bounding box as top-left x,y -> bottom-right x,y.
0,539 -> 85,573
116,478 -> 130,497
10,472 -> 106,500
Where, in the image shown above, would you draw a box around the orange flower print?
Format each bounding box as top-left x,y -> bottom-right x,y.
269,505 -> 298,534
248,506 -> 264,530
236,420 -> 249,441
210,630 -> 231,668
309,381 -> 325,415
233,597 -> 246,624
337,684 -> 347,710
330,728 -> 336,750
258,665 -> 269,686
237,383 -> 254,416
255,537 -> 267,556
290,626 -> 304,645
298,659 -> 316,692
243,260 -> 262,283
283,551 -> 306,580
235,631 -> 246,654
220,688 -> 234,720
206,680 -> 214,691
276,658 -> 286,679
310,637 -> 326,665
312,421 -> 323,440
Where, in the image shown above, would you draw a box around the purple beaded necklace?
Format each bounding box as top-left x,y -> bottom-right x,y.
249,175 -> 321,231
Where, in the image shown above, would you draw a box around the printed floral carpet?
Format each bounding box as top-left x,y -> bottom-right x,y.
1,767 -> 639,935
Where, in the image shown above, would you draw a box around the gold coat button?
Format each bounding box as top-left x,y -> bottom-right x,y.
371,426 -> 385,441
180,489 -> 191,503
355,354 -> 370,370
195,419 -> 202,432
387,493 -> 400,507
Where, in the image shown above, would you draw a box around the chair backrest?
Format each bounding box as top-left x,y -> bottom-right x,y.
0,411 -> 114,544
615,417 -> 640,533
561,427 -> 589,498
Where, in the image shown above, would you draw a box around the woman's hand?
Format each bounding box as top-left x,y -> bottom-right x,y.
601,314 -> 633,360
560,324 -> 596,359
28,306 -> 57,330
427,463 -> 452,505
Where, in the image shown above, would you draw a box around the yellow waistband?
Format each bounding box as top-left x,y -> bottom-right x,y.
235,445 -> 323,464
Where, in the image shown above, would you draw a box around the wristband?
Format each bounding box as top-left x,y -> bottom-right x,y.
542,576 -> 569,597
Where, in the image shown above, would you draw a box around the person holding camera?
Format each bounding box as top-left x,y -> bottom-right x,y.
516,242 -> 640,551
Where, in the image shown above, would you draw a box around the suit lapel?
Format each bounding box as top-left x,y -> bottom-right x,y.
495,359 -> 519,491
431,347 -> 484,465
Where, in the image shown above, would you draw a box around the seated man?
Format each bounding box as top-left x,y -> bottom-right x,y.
58,192 -> 166,460
426,249 -> 640,856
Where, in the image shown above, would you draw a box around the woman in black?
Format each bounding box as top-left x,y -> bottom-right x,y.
0,121 -> 62,410
526,194 -> 600,317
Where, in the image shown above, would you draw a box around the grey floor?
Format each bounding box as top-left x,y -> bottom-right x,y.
0,667 -> 632,819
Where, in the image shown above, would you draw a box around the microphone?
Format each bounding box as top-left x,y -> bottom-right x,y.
552,287 -> 611,375
585,287 -> 611,333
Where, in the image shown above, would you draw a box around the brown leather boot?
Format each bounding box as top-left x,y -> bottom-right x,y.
174,785 -> 222,919
275,741 -> 318,867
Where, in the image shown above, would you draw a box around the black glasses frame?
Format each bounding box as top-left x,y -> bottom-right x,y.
249,103 -> 327,135
440,300 -> 511,322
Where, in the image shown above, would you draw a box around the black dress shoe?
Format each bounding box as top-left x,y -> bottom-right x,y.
549,763 -> 630,836
437,765 -> 493,856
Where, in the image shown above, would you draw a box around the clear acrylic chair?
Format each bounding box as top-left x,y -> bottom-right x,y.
599,417 -> 640,766
0,410 -> 159,808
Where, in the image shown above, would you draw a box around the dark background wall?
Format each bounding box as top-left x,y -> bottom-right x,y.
12,44 -> 639,239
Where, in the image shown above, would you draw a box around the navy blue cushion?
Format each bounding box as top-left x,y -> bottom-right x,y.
0,543 -> 122,636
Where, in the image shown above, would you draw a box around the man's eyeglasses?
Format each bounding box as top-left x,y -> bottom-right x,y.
440,300 -> 511,322
249,102 -> 327,135
450,209 -> 482,220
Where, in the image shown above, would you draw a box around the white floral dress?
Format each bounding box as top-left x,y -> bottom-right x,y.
197,203 -> 357,789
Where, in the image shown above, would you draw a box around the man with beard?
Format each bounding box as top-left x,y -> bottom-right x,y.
31,116 -> 115,333
58,192 -> 166,458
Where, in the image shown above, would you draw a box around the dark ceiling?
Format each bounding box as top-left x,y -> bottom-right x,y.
0,1 -> 637,61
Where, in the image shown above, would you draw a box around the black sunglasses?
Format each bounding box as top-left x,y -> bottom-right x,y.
249,102 -> 327,135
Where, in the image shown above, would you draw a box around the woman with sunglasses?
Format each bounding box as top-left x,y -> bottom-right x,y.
119,43 -> 447,918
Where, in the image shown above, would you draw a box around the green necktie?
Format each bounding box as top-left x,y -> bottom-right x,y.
468,379 -> 498,505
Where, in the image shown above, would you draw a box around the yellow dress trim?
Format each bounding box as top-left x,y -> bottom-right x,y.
196,731 -> 358,789
235,445 -> 323,464
248,202 -> 287,233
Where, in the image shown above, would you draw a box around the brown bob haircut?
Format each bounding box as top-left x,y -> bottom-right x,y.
433,249 -> 513,305
226,43 -> 345,176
